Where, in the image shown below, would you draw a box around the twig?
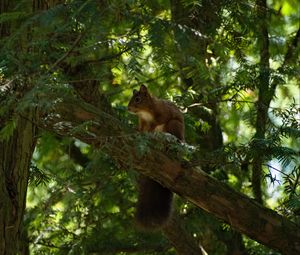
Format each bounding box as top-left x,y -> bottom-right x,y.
263,163 -> 289,177
50,32 -> 85,71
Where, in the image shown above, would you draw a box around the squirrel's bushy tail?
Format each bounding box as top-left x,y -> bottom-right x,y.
135,176 -> 173,230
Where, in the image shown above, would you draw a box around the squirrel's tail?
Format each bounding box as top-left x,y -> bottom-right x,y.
135,176 -> 173,230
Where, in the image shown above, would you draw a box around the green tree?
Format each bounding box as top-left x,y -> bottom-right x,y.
0,0 -> 299,254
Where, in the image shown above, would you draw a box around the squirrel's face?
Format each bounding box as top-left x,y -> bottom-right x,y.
128,85 -> 153,114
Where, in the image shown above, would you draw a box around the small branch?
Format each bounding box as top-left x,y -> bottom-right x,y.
82,47 -> 131,65
270,26 -> 300,91
264,163 -> 289,178
50,32 -> 85,71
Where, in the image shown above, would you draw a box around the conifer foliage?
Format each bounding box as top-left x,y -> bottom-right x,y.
0,0 -> 299,254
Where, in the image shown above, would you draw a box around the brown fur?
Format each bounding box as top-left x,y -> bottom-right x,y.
128,85 -> 184,230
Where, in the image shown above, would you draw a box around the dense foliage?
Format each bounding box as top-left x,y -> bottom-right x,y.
0,0 -> 299,254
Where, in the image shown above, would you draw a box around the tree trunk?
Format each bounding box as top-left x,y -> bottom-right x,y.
0,112 -> 37,255
0,1 -> 44,253
251,0 -> 272,205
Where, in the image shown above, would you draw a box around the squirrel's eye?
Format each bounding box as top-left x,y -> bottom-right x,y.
135,96 -> 141,103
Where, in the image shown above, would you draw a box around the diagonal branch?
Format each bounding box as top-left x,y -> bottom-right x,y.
50,32 -> 85,71
37,96 -> 300,255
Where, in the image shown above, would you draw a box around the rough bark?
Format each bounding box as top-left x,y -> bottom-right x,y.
39,97 -> 300,255
0,1 -> 58,253
0,112 -> 37,255
251,0 -> 271,205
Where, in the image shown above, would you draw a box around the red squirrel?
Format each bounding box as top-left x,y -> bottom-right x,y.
128,85 -> 184,230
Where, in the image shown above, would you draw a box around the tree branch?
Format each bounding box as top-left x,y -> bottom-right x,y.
37,96 -> 300,254
50,32 -> 85,71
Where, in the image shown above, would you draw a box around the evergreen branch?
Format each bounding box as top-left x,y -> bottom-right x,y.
50,32 -> 85,71
289,166 -> 300,197
292,169 -> 300,195
106,69 -> 178,96
29,164 -> 51,186
270,27 -> 300,91
34,95 -> 300,254
82,47 -> 131,65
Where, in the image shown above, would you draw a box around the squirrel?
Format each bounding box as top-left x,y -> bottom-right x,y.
128,85 -> 184,230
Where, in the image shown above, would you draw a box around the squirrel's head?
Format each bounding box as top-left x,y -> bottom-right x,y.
128,85 -> 153,114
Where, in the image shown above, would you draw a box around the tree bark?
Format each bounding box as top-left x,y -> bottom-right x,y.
0,111 -> 37,255
251,0 -> 271,205
0,0 -> 37,253
39,97 -> 300,255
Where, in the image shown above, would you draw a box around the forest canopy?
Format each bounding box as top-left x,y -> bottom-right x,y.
0,0 -> 299,254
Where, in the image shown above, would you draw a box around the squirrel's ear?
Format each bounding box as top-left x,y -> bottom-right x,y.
133,89 -> 138,95
140,84 -> 148,93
